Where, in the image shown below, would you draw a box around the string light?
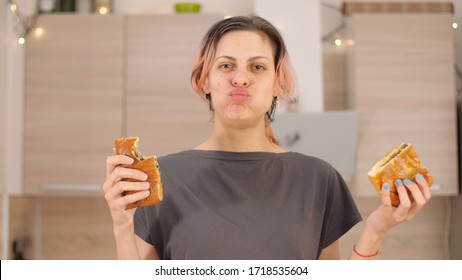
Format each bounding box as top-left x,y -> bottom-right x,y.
93,0 -> 113,15
7,0 -> 38,45
98,6 -> 108,15
334,39 -> 342,46
453,23 -> 458,29
34,27 -> 44,38
10,3 -> 17,12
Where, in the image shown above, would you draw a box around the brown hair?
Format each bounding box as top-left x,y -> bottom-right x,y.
191,15 -> 296,121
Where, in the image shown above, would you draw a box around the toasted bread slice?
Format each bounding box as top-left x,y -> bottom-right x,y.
367,143 -> 433,207
114,137 -> 163,209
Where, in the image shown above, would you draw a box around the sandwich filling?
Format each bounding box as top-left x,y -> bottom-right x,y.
379,143 -> 408,168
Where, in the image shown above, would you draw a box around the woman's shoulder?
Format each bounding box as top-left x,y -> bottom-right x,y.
158,150 -> 331,164
157,150 -> 337,174
286,151 -> 335,168
157,150 -> 194,164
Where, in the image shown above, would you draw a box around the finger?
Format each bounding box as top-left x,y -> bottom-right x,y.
107,189 -> 151,211
104,181 -> 150,203
415,173 -> 432,201
120,190 -> 151,209
106,155 -> 134,177
114,166 -> 148,182
103,166 -> 148,193
394,179 -> 412,219
380,182 -> 392,207
403,178 -> 427,206
402,178 -> 426,219
105,181 -> 150,202
119,181 -> 151,192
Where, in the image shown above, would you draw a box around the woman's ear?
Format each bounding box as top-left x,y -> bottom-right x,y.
202,78 -> 210,94
273,88 -> 279,98
272,81 -> 280,98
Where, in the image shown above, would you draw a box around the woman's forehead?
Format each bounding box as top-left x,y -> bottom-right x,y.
215,30 -> 275,59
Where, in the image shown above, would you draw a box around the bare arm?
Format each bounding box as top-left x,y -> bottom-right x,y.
319,240 -> 340,260
135,236 -> 160,259
103,155 -> 155,259
321,174 -> 431,260
349,175 -> 431,260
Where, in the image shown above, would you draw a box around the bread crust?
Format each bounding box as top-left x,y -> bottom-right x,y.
114,137 -> 163,209
367,143 -> 433,207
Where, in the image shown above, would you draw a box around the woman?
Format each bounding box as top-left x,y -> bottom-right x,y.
103,16 -> 431,260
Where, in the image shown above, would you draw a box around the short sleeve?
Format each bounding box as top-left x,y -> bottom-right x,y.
320,168 -> 362,252
134,207 -> 154,245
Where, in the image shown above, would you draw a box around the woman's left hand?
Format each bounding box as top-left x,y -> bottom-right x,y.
366,174 -> 432,236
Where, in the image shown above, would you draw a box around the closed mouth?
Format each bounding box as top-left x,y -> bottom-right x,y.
229,89 -> 250,99
229,91 -> 250,102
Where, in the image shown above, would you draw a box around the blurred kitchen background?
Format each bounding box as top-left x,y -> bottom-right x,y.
0,0 -> 461,259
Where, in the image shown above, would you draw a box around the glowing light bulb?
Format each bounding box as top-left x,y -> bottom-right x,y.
98,6 -> 108,15
10,3 -> 17,12
334,39 -> 342,46
34,28 -> 44,37
18,37 -> 25,45
453,22 -> 458,29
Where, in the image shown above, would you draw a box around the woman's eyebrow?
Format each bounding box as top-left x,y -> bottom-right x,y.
215,55 -> 235,61
215,55 -> 271,61
248,56 -> 271,62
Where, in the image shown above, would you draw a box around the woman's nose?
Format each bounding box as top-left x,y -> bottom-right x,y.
232,70 -> 250,87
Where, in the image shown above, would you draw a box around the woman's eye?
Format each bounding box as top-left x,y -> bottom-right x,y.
253,64 -> 265,71
219,63 -> 233,70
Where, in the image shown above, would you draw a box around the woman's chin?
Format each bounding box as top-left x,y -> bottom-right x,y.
226,106 -> 251,120
216,105 -> 264,125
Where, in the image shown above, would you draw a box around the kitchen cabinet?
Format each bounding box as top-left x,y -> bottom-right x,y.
24,14 -> 220,194
25,15 -> 124,195
125,15 -> 219,156
346,12 -> 459,197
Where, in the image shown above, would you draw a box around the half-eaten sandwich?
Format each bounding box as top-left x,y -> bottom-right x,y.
114,137 -> 163,209
367,143 -> 433,207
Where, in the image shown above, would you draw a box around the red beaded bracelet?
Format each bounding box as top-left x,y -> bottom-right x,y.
353,244 -> 379,258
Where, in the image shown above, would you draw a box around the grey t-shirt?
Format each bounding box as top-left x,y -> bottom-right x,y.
134,150 -> 361,259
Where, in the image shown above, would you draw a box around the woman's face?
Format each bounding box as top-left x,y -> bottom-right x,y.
204,30 -> 276,127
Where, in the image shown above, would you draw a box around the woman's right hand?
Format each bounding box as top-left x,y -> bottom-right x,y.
103,155 -> 151,231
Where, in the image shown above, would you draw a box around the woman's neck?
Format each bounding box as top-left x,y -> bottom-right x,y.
195,121 -> 285,153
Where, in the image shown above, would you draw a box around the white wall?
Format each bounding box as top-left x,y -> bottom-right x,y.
2,0 -> 35,197
0,0 -> 7,195
255,0 -> 324,113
